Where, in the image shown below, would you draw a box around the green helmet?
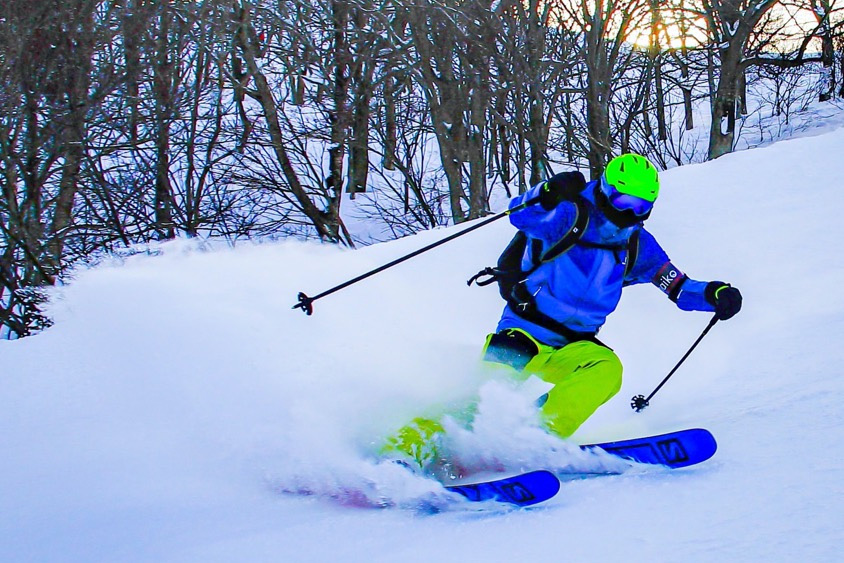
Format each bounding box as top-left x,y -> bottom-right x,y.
603,153 -> 660,203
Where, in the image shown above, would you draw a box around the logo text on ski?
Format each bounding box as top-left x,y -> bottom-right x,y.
656,438 -> 689,464
500,482 -> 536,503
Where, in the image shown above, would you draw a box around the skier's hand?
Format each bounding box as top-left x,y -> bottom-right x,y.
705,282 -> 742,320
540,171 -> 586,210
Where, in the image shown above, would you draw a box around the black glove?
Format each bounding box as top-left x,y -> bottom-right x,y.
705,282 -> 743,321
540,171 -> 586,210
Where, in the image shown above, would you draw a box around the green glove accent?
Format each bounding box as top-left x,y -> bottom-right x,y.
706,282 -> 743,321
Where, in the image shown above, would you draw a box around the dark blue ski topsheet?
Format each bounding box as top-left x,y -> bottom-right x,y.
444,428 -> 716,507
581,428 -> 717,468
445,470 -> 560,507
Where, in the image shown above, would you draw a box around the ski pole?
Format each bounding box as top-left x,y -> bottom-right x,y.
631,314 -> 719,412
293,196 -> 541,315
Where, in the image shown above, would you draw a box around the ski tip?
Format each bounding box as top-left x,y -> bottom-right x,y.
664,428 -> 718,467
446,469 -> 561,507
521,470 -> 562,493
680,428 -> 718,457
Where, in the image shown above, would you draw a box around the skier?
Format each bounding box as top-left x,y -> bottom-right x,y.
382,153 -> 742,472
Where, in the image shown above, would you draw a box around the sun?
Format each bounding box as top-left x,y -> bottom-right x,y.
628,15 -> 708,50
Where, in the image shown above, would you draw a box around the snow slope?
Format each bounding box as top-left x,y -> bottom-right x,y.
3,126 -> 844,562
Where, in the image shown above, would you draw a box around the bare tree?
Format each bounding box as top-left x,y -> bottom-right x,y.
667,0 -> 698,130
152,1 -> 177,240
0,0 -> 110,337
812,1 -> 838,100
400,0 -> 498,222
494,0 -> 581,192
229,0 -> 353,244
840,32 -> 844,96
694,0 -> 833,158
648,0 -> 669,140
561,0 -> 650,178
3,0 -> 840,339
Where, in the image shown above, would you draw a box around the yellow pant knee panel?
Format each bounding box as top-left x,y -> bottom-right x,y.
532,343 -> 623,438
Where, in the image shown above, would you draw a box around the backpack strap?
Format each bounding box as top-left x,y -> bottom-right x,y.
500,197 -> 599,344
624,228 -> 641,279
507,282 -> 604,344
535,198 -> 590,264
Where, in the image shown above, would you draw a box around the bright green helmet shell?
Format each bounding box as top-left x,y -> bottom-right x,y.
603,153 -> 660,203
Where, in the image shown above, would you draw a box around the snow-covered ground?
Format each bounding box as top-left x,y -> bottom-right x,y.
3,121 -> 844,562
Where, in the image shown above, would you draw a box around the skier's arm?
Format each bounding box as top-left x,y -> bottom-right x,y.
507,173 -> 583,243
624,228 -> 716,312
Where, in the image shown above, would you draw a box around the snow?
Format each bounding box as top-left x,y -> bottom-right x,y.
3,124 -> 844,561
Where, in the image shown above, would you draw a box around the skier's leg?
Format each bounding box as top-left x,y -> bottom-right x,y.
380,330 -> 538,470
525,341 -> 622,438
380,416 -> 445,470
480,329 -> 541,377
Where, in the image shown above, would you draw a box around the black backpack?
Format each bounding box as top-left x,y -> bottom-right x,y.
468,196 -> 640,303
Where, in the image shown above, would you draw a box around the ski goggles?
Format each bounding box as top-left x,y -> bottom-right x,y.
600,175 -> 654,216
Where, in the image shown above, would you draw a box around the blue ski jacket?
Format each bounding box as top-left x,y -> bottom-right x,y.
496,180 -> 716,347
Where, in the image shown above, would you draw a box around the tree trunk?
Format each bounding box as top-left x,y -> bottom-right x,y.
348,58 -> 374,196
708,41 -> 743,159
233,2 -> 344,242
49,1 -> 94,268
20,91 -> 48,286
650,0 -> 667,141
654,58 -> 667,141
583,6 -> 614,180
122,0 -> 147,146
528,95 -> 547,187
704,0 -> 779,159
465,14 -> 492,220
467,67 -> 489,220
525,0 -> 549,187
493,91 -> 511,185
564,92 -> 574,162
674,47 -> 694,130
820,31 -> 835,101
328,0 -> 349,212
153,3 -> 175,239
840,39 -> 844,97
383,74 -> 398,171
585,80 -> 611,179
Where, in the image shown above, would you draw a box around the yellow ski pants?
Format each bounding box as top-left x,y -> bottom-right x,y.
482,329 -> 623,438
381,329 -> 623,468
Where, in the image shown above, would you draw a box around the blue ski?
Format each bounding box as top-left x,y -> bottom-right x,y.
445,470 -> 560,507
444,428 -> 716,507
581,428 -> 717,468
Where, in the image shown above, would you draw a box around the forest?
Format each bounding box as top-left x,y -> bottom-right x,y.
1,0 -> 843,338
